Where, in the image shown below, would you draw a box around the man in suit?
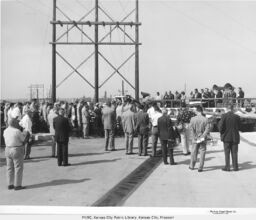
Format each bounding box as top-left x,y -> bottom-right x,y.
194,89 -> 202,100
53,108 -> 71,166
189,106 -> 209,172
82,104 -> 90,139
157,108 -> 176,165
102,101 -> 116,151
122,105 -> 136,154
135,105 -> 149,156
219,104 -> 241,171
237,87 -> 245,107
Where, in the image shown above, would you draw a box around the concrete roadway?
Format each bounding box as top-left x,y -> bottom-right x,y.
0,132 -> 256,207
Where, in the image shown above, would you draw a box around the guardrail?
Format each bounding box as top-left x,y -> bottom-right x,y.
158,98 -> 256,108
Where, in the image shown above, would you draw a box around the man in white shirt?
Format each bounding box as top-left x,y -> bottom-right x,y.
11,103 -> 22,121
4,118 -> 27,190
81,104 -> 90,139
7,103 -> 14,126
150,105 -> 162,157
155,92 -> 162,101
48,107 -> 58,157
19,109 -> 33,159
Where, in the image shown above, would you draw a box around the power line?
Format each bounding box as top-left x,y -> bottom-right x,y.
159,1 -> 256,56
205,2 -> 256,35
15,0 -> 49,17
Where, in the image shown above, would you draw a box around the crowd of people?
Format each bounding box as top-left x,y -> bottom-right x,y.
1,93 -> 242,191
155,85 -> 245,107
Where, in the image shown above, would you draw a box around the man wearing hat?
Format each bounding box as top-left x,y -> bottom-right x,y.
53,108 -> 71,166
102,101 -> 116,151
237,87 -> 245,107
158,108 -> 176,165
122,105 -> 136,154
135,104 -> 149,156
3,118 -> 28,190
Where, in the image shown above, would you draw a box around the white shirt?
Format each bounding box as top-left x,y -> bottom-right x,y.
7,108 -> 13,123
3,127 -> 26,147
48,110 -> 58,134
22,105 -> 29,116
151,111 -> 162,126
11,107 -> 21,120
147,107 -> 155,122
19,114 -> 32,134
155,95 -> 162,101
116,105 -> 123,118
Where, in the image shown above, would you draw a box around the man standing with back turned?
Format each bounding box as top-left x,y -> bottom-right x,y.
189,106 -> 209,172
102,101 -> 116,151
158,108 -> 176,165
53,108 -> 71,166
219,104 -> 241,171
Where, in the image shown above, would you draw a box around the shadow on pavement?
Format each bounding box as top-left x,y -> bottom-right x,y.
204,161 -> 256,172
26,178 -> 90,189
207,149 -> 224,154
0,158 -> 50,167
71,158 -> 121,166
239,161 -> 256,170
178,156 -> 215,165
69,152 -> 111,157
24,158 -> 50,163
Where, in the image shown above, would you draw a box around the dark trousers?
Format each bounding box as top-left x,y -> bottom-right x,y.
138,133 -> 148,156
151,127 -> 159,157
160,140 -> 175,164
104,129 -> 115,150
57,142 -> 68,166
224,142 -> 238,170
24,141 -> 32,159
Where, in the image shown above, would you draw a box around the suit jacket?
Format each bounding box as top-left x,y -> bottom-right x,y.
218,111 -> 241,144
122,109 -> 136,133
135,111 -> 149,135
157,115 -> 175,141
53,115 -> 71,143
190,114 -> 209,143
102,106 -> 116,130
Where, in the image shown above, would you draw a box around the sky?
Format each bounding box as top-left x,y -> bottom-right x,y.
1,0 -> 256,100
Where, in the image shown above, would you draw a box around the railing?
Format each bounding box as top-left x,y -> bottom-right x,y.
159,98 -> 256,108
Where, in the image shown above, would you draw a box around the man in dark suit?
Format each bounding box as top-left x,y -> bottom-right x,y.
219,104 -> 241,171
135,105 -> 149,156
53,108 -> 71,166
102,101 -> 116,151
157,108 -> 176,165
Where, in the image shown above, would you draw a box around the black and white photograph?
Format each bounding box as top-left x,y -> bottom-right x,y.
1,0 -> 256,219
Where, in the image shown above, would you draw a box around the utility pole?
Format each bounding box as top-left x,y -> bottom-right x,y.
52,0 -> 56,103
135,0 -> 139,101
94,0 -> 99,103
50,0 -> 141,103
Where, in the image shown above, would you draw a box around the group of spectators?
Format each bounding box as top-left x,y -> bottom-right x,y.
1,92 -> 243,191
156,86 -> 245,107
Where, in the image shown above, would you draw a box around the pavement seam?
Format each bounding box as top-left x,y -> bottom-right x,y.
92,152 -> 163,206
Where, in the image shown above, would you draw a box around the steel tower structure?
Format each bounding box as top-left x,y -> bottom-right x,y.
50,0 -> 141,103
